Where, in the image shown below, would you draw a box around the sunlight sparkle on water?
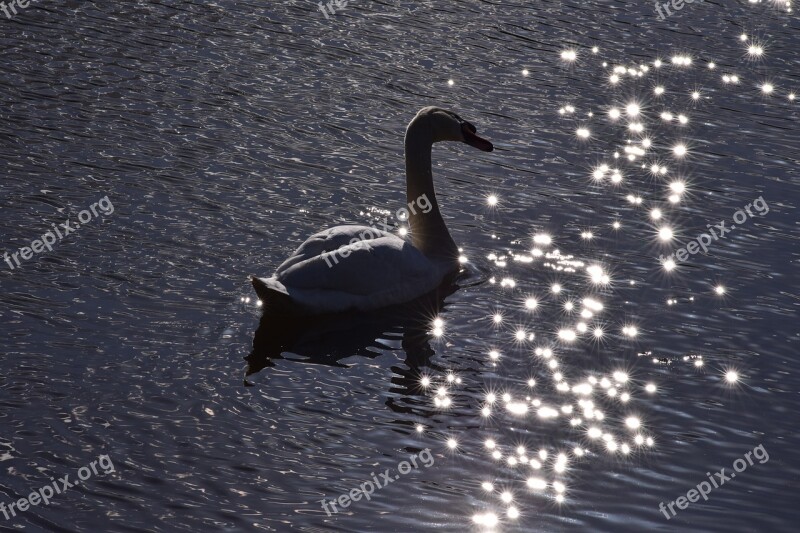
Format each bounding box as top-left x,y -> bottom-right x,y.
572,383 -> 592,394
747,43 -> 764,58
558,329 -> 577,342
507,402 -> 529,415
670,180 -> 686,194
625,416 -> 641,429
622,326 -> 638,337
561,49 -> 578,62
527,477 -> 547,490
587,264 -> 610,285
671,55 -> 692,66
472,513 -> 498,527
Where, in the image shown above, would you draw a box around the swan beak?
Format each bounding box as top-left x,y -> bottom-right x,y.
461,122 -> 494,152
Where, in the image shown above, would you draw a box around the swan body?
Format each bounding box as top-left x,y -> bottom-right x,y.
253,107 -> 493,315
253,225 -> 450,312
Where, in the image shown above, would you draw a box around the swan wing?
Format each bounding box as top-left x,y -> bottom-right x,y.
262,225 -> 446,312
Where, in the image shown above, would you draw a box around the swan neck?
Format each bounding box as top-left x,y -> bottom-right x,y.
404,123 -> 458,263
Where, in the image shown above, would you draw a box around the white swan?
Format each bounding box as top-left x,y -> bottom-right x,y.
252,106 -> 494,315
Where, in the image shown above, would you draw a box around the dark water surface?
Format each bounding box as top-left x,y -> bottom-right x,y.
1,0 -> 799,531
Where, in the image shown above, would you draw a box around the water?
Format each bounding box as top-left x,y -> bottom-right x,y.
1,0 -> 799,531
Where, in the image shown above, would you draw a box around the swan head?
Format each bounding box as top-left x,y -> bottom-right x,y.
411,107 -> 494,152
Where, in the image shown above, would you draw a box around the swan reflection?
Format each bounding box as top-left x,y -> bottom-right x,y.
245,274 -> 461,399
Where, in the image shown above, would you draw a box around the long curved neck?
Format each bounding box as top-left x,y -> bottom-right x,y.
404,120 -> 458,264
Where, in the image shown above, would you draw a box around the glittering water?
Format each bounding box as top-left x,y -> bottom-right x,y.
1,1 -> 799,531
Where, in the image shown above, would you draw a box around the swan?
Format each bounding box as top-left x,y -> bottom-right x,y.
251,106 -> 494,315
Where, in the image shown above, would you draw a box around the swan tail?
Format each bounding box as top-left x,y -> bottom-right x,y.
251,276 -> 294,314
